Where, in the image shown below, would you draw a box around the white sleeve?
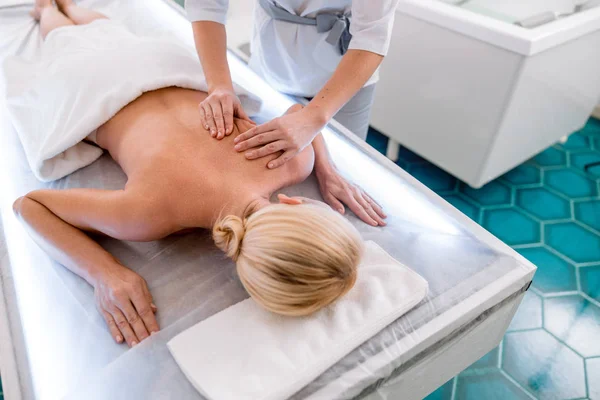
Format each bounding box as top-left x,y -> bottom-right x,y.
185,0 -> 229,24
348,0 -> 399,56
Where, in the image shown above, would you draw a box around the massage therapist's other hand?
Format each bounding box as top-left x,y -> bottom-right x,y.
316,166 -> 387,227
94,264 -> 159,348
199,87 -> 251,140
233,105 -> 326,169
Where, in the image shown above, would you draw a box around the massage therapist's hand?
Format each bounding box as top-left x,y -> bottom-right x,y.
233,106 -> 326,169
94,264 -> 159,347
199,87 -> 251,139
316,165 -> 387,227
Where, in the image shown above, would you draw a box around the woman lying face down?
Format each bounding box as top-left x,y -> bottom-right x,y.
12,0 -> 385,348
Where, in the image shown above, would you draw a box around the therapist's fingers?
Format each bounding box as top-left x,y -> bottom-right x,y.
222,100 -> 235,136
101,310 -> 124,344
323,193 -> 345,215
198,104 -> 208,131
118,299 -> 150,344
203,104 -> 217,137
266,150 -> 295,169
131,291 -> 159,335
210,103 -> 226,139
111,307 -> 138,347
234,119 -> 278,146
245,140 -> 287,160
234,131 -> 281,152
234,102 -> 252,122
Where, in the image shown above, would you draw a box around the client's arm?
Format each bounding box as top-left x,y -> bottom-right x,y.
312,134 -> 386,227
280,105 -> 386,226
13,189 -> 166,347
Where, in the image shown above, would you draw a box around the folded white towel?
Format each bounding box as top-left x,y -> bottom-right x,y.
167,240 -> 428,400
2,19 -> 260,182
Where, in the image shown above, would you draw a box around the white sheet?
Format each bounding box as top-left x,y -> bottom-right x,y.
167,241 -> 429,400
2,18 -> 260,182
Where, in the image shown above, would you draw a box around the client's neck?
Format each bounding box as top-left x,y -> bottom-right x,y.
220,194 -> 270,223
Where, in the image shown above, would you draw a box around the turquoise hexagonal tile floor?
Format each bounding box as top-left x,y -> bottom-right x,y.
367,117 -> 600,400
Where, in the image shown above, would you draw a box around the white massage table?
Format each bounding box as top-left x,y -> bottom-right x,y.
0,1 -> 537,399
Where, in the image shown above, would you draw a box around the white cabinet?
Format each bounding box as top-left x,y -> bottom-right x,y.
371,0 -> 600,187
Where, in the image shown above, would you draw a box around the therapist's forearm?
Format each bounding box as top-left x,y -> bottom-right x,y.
306,49 -> 384,123
191,21 -> 234,92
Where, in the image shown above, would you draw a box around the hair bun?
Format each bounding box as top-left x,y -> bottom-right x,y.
213,215 -> 246,261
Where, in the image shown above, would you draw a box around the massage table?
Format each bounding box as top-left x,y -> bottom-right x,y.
0,0 -> 536,399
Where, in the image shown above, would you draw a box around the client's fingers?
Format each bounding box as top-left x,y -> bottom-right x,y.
131,291 -> 159,335
203,104 -> 217,137
120,300 -> 150,343
365,193 -> 386,218
346,195 -> 378,227
211,103 -> 226,139
355,189 -> 385,226
111,308 -> 138,347
102,310 -> 123,344
324,193 -> 345,214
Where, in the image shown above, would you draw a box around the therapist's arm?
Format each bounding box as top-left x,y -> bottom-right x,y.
12,189 -> 163,347
192,21 -> 251,139
233,49 -> 384,168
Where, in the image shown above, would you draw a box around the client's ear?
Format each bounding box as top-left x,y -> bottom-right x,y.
278,194 -> 303,205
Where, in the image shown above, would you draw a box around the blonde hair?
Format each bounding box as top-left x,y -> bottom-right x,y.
213,204 -> 363,316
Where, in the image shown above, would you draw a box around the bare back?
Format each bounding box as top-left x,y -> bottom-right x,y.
95,87 -> 315,230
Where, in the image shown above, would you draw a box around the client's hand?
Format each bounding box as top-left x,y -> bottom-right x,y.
199,88 -> 251,139
94,264 -> 159,347
316,166 -> 386,227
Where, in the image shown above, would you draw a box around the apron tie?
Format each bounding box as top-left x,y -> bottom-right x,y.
258,0 -> 352,55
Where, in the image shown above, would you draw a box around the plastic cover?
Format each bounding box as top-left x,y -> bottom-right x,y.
0,1 -> 533,399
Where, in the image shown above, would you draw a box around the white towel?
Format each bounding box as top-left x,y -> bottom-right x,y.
167,240 -> 428,400
2,19 -> 261,182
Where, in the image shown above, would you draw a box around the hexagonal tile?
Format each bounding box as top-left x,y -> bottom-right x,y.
544,295 -> 600,357
508,291 -> 543,331
455,371 -> 530,400
570,151 -> 600,178
587,358 -> 600,400
503,330 -> 586,399
594,136 -> 600,151
461,182 -> 512,206
545,170 -> 597,198
442,195 -> 480,222
559,133 -> 590,150
533,147 -> 566,167
574,200 -> 600,232
483,209 -> 540,246
516,188 -> 571,220
424,378 -> 454,400
517,247 -> 576,293
579,265 -> 600,302
409,164 -> 457,193
466,346 -> 499,370
502,164 -> 541,186
545,223 -> 600,263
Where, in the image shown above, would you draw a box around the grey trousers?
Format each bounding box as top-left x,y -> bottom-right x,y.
332,83 -> 376,140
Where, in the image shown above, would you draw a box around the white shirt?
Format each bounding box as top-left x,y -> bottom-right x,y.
185,0 -> 399,97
